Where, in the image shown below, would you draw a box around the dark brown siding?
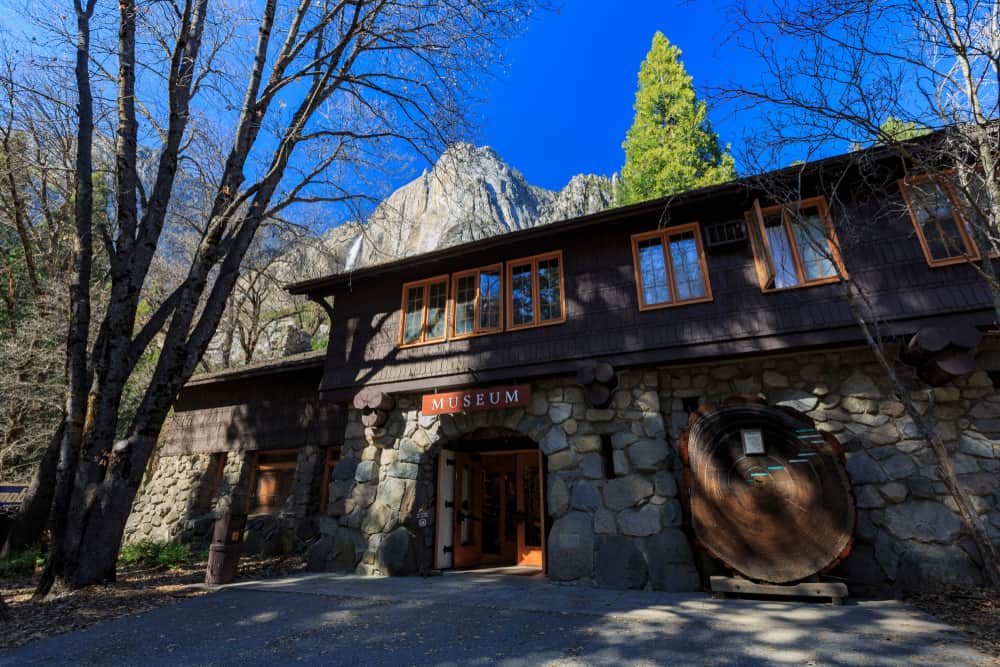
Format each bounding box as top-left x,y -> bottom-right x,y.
162,365 -> 343,455
317,179 -> 995,400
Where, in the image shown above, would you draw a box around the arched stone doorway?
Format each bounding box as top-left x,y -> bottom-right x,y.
433,428 -> 546,572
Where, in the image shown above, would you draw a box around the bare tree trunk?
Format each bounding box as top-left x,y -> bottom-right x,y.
0,418 -> 63,559
35,0 -> 96,599
841,281 -> 1000,587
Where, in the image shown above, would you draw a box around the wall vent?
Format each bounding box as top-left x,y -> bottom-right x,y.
704,219 -> 748,248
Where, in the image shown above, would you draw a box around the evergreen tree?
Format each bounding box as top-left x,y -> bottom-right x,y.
619,33 -> 735,205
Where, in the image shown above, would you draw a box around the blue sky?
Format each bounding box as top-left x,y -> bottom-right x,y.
474,2 -> 746,191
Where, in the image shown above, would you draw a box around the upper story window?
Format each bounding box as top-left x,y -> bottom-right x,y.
452,264 -> 503,338
898,173 -> 984,266
400,276 -> 449,346
507,251 -> 566,330
631,223 -> 713,310
745,196 -> 845,291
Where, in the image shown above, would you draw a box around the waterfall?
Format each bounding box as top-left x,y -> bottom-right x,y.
343,233 -> 363,271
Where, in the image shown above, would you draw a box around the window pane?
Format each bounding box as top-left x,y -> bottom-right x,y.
511,263 -> 534,326
403,286 -> 424,343
454,275 -> 476,335
251,452 -> 297,515
790,208 -> 837,281
426,281 -> 447,339
763,212 -> 800,288
668,231 -> 706,300
910,181 -> 970,260
638,237 -> 671,305
479,269 -> 501,330
537,257 -> 563,321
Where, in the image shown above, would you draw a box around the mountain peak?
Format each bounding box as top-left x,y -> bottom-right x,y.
330,145 -> 615,270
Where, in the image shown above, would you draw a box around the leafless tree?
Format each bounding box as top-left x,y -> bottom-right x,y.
742,154 -> 1000,586
1,0 -> 542,595
719,0 -> 1000,313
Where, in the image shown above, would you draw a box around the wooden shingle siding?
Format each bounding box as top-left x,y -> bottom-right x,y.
162,365 -> 344,456
313,174 -> 996,400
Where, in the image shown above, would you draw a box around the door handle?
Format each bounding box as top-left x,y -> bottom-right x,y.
456,510 -> 480,524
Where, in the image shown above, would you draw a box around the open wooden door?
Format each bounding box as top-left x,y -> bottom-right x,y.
515,451 -> 545,567
452,452 -> 483,569
434,450 -> 456,570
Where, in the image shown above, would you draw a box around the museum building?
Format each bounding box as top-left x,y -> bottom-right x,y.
124,142 -> 1000,593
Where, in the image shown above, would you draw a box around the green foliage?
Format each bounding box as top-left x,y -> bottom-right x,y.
0,548 -> 41,577
119,540 -> 194,569
619,32 -> 735,205
311,334 -> 328,352
875,117 -> 931,145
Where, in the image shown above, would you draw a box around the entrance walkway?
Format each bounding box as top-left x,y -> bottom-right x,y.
1,572 -> 991,666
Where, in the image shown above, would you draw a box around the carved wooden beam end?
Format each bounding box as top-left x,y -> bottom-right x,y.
901,325 -> 982,387
353,387 -> 395,428
576,361 -> 617,408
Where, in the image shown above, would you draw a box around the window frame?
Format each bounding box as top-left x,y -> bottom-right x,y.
630,223 -> 714,311
450,263 -> 504,340
246,448 -> 299,516
745,195 -> 847,292
898,172 -> 983,267
398,274 -> 450,347
505,250 -> 567,331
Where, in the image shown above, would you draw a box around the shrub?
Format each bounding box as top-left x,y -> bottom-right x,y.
119,540 -> 193,569
155,542 -> 191,569
0,548 -> 40,577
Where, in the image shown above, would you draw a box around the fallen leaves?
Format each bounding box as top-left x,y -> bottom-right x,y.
0,552 -> 307,649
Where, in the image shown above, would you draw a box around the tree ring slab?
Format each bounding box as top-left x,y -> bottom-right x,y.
681,400 -> 855,584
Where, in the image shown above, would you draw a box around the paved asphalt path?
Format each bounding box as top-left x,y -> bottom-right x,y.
1,572 -> 993,666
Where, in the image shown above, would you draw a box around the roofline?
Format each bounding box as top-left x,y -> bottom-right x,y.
286,134 -> 926,296
185,351 -> 326,387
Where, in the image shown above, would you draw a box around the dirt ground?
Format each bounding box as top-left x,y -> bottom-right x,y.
906,589 -> 1000,659
0,553 -> 307,650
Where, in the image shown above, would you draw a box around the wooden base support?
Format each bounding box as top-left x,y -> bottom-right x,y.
710,576 -> 848,605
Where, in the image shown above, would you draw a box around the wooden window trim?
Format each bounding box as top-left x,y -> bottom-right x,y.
319,445 -> 341,514
898,172 -> 983,268
450,263 -> 504,340
398,274 -> 450,348
246,448 -> 300,515
747,196 -> 847,293
631,223 -> 714,312
505,250 -> 567,332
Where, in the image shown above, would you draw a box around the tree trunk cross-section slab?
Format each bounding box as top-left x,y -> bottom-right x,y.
680,400 -> 855,584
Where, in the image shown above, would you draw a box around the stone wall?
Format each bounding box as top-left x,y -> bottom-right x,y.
309,373 -> 699,590
310,342 -> 1000,592
656,345 -> 1000,592
124,443 -> 325,554
127,341 -> 1000,592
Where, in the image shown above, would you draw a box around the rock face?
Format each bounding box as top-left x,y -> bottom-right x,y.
330,144 -> 615,271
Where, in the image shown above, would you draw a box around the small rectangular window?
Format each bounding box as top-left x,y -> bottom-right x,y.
451,264 -> 503,339
506,251 -> 566,330
399,275 -> 449,346
746,196 -> 845,291
631,223 -> 712,310
248,449 -> 299,515
899,173 -> 981,266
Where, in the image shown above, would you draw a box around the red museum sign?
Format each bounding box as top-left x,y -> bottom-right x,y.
421,384 -> 530,415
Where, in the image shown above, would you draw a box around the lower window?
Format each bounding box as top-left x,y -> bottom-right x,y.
248,449 -> 299,515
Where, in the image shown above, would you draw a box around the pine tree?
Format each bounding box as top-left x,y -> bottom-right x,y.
619,33 -> 735,205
